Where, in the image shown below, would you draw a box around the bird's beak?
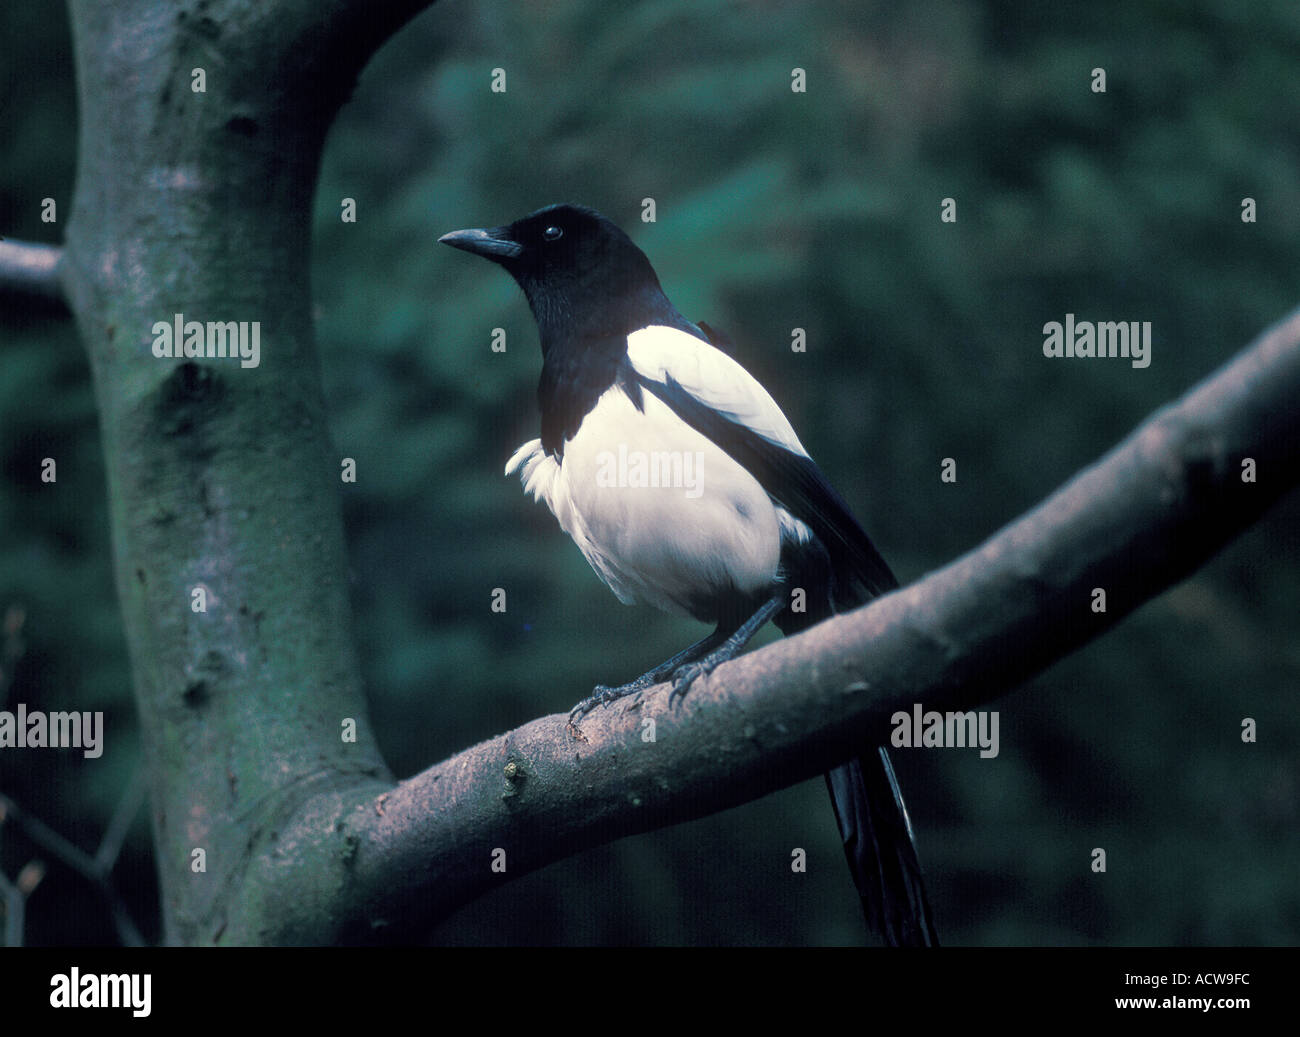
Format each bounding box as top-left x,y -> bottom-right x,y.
438,226 -> 522,260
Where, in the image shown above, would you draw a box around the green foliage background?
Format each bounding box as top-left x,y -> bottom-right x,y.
2,0 -> 1298,944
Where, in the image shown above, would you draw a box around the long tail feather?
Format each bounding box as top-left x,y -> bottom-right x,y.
825,749 -> 938,946
777,536 -> 938,946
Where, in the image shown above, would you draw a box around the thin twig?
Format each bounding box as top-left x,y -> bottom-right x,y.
0,868 -> 24,947
95,765 -> 145,874
0,791 -> 146,946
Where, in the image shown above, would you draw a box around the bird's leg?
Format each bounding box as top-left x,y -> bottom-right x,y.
568,627 -> 729,724
669,591 -> 786,706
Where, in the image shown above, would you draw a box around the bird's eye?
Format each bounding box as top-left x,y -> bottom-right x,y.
543,225 -> 563,241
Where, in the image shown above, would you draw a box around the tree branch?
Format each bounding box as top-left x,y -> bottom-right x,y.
305,305 -> 1300,943
0,238 -> 67,312
0,791 -> 145,947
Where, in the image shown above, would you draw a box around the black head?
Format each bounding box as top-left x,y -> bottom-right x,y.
440,204 -> 674,345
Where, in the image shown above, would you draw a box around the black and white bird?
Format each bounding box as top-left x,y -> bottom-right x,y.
440,203 -> 937,946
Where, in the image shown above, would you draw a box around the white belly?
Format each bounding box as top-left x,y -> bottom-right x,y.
519,386 -> 782,618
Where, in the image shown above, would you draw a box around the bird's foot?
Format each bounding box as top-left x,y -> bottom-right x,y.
568,679 -> 648,726
668,658 -> 717,707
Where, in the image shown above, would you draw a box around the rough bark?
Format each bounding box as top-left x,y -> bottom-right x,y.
60,0 -> 437,945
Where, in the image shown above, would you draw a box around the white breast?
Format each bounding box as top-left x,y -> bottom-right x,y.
507,385 -> 783,618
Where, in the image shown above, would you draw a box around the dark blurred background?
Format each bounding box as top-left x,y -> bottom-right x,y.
2,0 -> 1298,945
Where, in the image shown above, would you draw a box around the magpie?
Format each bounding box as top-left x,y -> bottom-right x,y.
440,203 -> 938,947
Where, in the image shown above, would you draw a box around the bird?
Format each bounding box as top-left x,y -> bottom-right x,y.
440,203 -> 938,946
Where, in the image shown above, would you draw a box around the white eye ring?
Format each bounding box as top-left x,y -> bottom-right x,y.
543,225 -> 563,241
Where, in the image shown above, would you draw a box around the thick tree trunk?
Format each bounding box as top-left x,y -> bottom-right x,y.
60,0 -> 430,944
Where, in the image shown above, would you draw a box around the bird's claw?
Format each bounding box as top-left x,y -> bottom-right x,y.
668,661 -> 710,707
570,660 -> 714,725
568,682 -> 639,726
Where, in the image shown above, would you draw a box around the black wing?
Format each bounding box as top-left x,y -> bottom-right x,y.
637,370 -> 897,604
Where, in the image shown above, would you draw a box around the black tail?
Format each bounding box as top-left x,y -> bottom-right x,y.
778,533 -> 938,947
825,750 -> 938,946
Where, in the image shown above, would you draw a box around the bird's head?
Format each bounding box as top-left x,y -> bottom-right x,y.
439,203 -> 667,342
